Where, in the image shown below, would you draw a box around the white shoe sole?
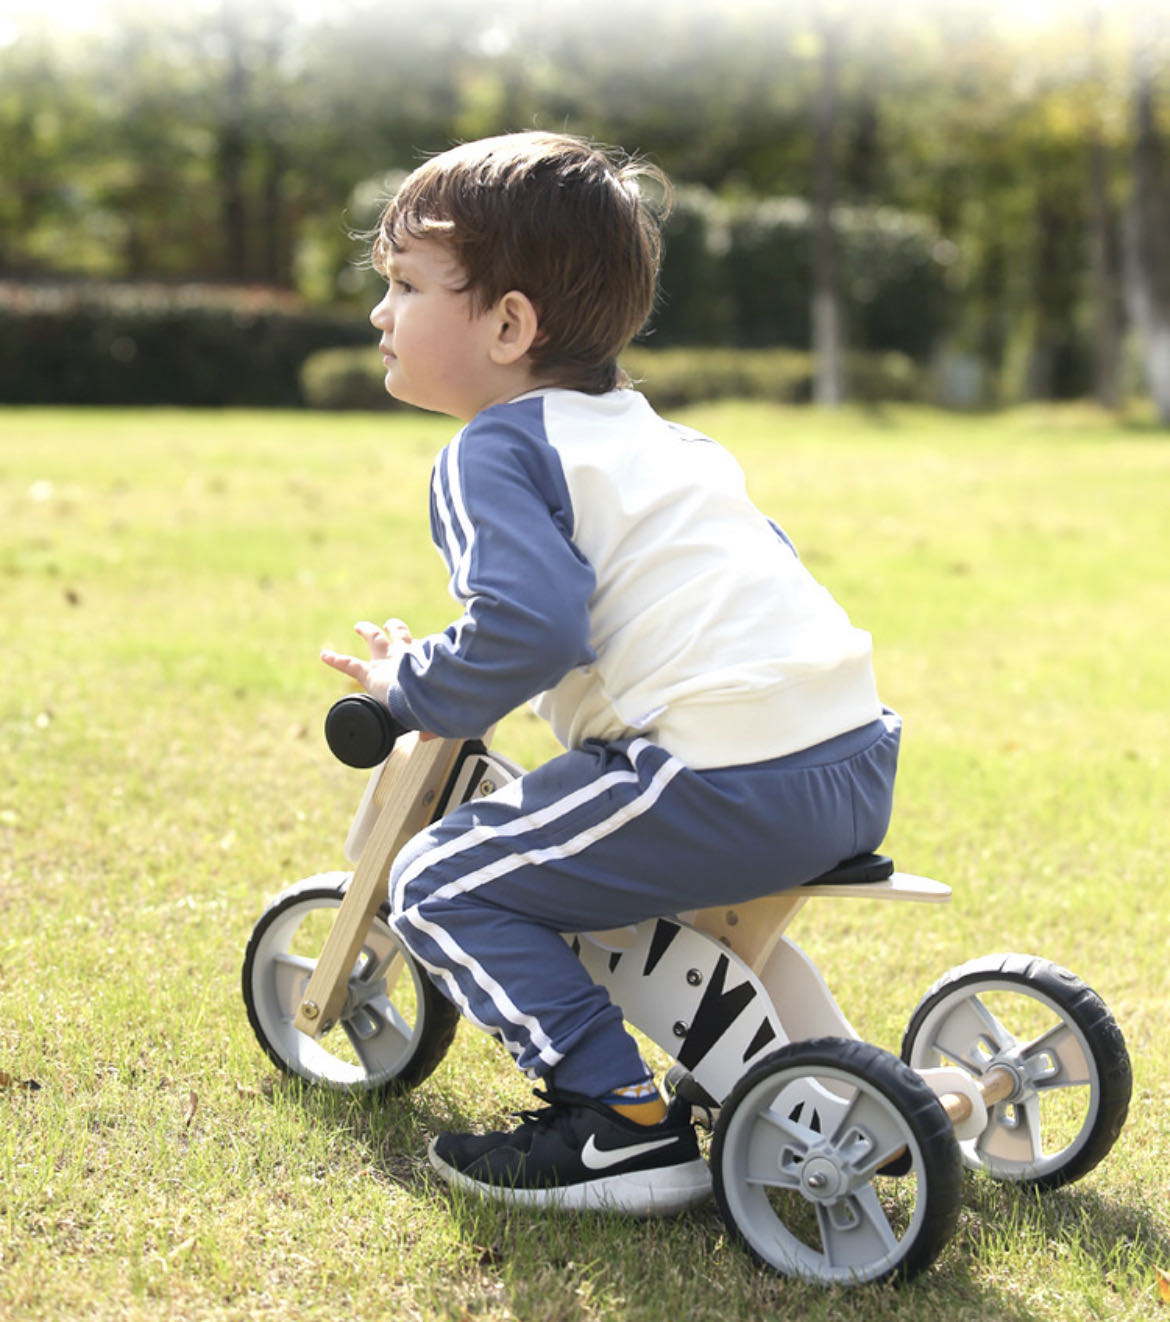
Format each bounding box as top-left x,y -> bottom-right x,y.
427,1139 -> 712,1217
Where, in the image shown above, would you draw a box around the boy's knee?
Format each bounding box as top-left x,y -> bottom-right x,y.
387,826 -> 443,926
388,819 -> 479,932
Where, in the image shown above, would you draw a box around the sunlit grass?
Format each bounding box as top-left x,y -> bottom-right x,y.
1,402 -> 1167,1320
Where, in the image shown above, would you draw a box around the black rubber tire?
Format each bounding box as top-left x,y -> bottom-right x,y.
711,1037 -> 962,1286
900,953 -> 1131,1191
241,873 -> 459,1094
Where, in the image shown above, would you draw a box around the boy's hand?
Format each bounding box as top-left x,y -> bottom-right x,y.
321,617 -> 413,707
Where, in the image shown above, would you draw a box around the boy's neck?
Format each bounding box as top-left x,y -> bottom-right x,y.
459,367 -> 568,421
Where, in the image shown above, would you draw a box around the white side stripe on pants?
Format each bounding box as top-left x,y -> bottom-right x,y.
392,756 -> 643,914
394,739 -> 685,1070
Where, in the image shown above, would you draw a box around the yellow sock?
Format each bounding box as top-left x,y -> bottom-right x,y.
600,1080 -> 668,1126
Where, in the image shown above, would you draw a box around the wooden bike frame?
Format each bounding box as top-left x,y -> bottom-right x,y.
291,732 -> 1017,1126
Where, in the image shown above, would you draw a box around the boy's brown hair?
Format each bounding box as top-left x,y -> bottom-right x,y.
373,132 -> 671,394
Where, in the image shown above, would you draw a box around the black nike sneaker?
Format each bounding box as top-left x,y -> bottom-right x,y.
427,1087 -> 712,1216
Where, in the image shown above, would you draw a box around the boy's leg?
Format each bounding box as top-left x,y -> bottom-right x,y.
386,714 -> 900,1212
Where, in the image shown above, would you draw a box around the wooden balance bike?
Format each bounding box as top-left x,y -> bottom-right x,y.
242,695 -> 1132,1286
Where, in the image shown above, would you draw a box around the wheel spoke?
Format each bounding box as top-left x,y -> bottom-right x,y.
740,1101 -> 818,1189
1019,1022 -> 1091,1090
927,992 -> 1014,1073
355,935 -> 403,988
270,951 -> 315,1017
380,949 -> 406,995
341,994 -> 414,1072
830,1089 -> 912,1178
977,1094 -> 1044,1167
816,1186 -> 899,1272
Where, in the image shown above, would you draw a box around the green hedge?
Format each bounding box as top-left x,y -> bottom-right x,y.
300,343 -> 926,412
299,344 -> 401,411
1,189 -> 946,407
0,190 -> 949,406
0,281 -> 369,406
655,189 -> 952,358
623,346 -> 925,408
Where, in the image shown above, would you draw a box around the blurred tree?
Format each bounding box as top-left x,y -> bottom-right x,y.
1125,12 -> 1170,423
867,2 -> 1142,406
1085,4 -> 1124,410
74,12 -> 220,278
0,28 -> 103,273
0,0 -> 1166,419
811,9 -> 845,406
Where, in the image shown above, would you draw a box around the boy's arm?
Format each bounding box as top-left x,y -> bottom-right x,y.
382,411 -> 595,739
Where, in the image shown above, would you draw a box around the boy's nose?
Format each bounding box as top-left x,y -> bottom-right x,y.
370,295 -> 392,328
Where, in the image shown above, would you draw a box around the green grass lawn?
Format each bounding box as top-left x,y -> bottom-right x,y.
1,402 -> 1167,1320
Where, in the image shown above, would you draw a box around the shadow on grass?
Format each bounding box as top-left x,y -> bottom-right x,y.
956,1172 -> 1169,1293
264,1077 -> 1126,1320
429,1181 -> 1055,1322
259,1064 -> 1160,1319
265,1067 -> 532,1194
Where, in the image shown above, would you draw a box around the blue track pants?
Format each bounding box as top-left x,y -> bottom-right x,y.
388,711 -> 901,1097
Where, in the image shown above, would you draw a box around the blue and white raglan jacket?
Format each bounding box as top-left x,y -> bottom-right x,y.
384,388 -> 881,770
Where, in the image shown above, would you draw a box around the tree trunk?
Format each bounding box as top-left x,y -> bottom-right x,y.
1087,134 -> 1122,410
259,9 -> 290,287
812,16 -> 845,407
1085,7 -> 1122,411
218,1 -> 249,282
1027,181 -> 1084,400
1124,20 -> 1170,424
260,146 -> 287,286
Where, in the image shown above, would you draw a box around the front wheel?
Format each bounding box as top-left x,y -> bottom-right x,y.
710,1037 -> 962,1286
901,953 -> 1131,1190
241,872 -> 459,1094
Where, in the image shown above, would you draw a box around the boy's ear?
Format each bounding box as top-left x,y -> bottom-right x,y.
489,290 -> 541,365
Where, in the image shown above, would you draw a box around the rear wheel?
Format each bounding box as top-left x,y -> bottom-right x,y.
711,1037 -> 962,1285
241,872 -> 458,1093
901,954 -> 1130,1190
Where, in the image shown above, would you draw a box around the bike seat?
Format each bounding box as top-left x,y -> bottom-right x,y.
802,852 -> 894,887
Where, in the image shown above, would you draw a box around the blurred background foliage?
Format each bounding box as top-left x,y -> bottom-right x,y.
1,0 -> 1169,418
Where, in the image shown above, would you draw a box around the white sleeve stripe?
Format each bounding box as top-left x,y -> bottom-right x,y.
443,432 -> 476,598
430,459 -> 463,582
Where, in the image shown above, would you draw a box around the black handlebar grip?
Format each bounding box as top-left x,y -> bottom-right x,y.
324,693 -> 402,768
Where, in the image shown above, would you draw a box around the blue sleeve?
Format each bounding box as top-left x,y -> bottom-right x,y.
384,399 -> 596,738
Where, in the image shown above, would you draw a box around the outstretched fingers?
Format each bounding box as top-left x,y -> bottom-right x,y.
353,619 -> 393,659
319,646 -> 369,685
320,617 -> 415,706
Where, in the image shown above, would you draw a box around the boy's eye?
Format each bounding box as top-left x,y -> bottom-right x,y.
394,279 -> 415,294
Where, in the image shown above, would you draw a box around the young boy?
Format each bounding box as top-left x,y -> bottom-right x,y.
321,131 -> 900,1216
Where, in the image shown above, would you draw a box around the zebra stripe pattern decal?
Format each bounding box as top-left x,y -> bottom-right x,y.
569,916 -> 787,1104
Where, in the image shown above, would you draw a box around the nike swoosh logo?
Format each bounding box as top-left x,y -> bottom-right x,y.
580,1133 -> 679,1171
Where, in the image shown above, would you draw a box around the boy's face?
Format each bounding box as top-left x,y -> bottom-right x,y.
369,237 -> 504,421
